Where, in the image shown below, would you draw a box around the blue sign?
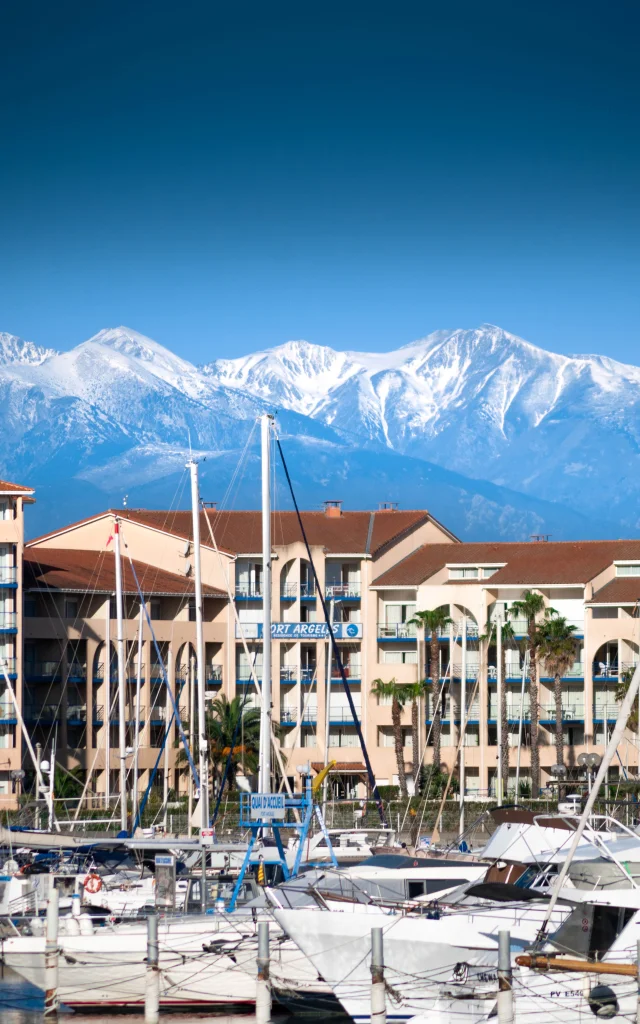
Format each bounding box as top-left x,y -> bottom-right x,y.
236,622 -> 363,640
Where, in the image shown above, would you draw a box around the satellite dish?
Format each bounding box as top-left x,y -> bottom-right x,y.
184,561 -> 192,577
183,540 -> 191,556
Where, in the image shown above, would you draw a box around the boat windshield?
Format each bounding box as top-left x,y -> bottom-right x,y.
550,902 -> 635,959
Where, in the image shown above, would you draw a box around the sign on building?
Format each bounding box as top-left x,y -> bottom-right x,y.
236,622 -> 363,640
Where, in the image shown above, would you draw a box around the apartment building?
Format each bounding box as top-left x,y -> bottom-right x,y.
24,501 -> 456,800
372,540 -> 640,796
0,478 -> 35,806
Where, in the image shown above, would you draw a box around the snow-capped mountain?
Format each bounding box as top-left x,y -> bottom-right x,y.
1,324 -> 638,540
208,325 -> 640,527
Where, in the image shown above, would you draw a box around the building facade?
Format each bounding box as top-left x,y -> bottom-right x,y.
0,478 -> 35,805
15,500 -> 640,806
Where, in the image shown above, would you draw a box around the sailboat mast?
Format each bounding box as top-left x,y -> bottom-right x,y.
188,459 -> 209,831
259,414 -> 273,792
113,518 -> 128,834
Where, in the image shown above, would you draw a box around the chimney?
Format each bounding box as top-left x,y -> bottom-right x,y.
202,501 -> 218,509
530,533 -> 551,542
378,501 -> 399,511
323,500 -> 343,518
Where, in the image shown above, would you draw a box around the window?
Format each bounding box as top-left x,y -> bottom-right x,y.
24,597 -> 37,618
64,599 -> 79,620
378,727 -> 394,746
109,596 -> 117,618
617,565 -> 640,577
150,599 -> 162,620
0,502 -> 12,521
592,607 -> 618,619
449,567 -> 478,580
481,567 -> 498,579
382,650 -> 418,664
188,599 -> 196,622
385,603 -> 416,624
329,727 -> 359,748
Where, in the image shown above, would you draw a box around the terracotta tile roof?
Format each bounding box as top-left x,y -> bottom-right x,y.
31,508 -> 437,556
24,547 -> 226,598
0,478 -> 34,494
587,578 -> 640,605
374,540 -> 640,588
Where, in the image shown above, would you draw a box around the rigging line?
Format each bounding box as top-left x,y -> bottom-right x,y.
216,420 -> 258,517
274,430 -> 387,827
121,534 -> 199,787
277,665 -> 319,791
200,496 -> 296,802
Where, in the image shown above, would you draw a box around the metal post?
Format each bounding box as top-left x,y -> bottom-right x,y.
498,929 -> 513,1024
48,736 -> 55,832
636,938 -> 640,1024
459,614 -> 467,834
188,458 -> 209,832
322,597 -> 335,819
105,596 -> 111,811
188,651 -> 195,836
496,611 -> 503,806
113,519 -> 128,834
44,887 -> 59,1019
515,649 -> 528,804
256,919 -> 271,1024
35,742 -> 42,830
259,414 -> 273,793
133,600 -> 144,829
201,847 -> 207,914
370,926 -> 386,1024
145,914 -> 159,1024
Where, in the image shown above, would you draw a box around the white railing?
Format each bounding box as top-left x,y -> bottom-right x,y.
378,622 -> 417,639
326,582 -> 361,598
539,703 -> 585,720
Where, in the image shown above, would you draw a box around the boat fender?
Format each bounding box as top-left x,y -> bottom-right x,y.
83,873 -> 103,894
588,986 -> 618,1019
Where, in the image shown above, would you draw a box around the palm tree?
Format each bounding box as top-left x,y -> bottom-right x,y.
371,678 -> 411,798
537,614 -> 579,770
615,666 -> 640,731
180,694 -> 261,795
404,681 -> 425,788
499,615 -> 518,798
509,591 -> 547,796
409,608 -> 453,776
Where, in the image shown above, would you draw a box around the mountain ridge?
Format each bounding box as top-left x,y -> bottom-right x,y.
0,323 -> 638,540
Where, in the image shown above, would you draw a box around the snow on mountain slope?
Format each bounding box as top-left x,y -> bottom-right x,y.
205,324 -> 640,525
0,332 -> 56,365
2,322 -> 640,540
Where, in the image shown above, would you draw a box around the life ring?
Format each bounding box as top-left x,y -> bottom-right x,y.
83,873 -> 103,894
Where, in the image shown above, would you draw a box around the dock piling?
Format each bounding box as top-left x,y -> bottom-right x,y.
498,929 -> 514,1024
145,913 -> 160,1024
44,887 -> 59,1019
371,926 -> 386,1024
256,919 -> 271,1024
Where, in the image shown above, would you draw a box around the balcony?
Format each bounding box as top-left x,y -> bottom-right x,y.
0,701 -> 16,722
111,707 -> 147,724
378,622 -> 417,640
207,665 -> 223,684
25,661 -> 61,682
454,700 -> 481,722
281,583 -> 297,599
593,661 -> 637,681
280,706 -> 297,724
92,704 -> 104,724
66,704 -> 88,724
67,663 -> 87,682
0,612 -> 17,633
0,657 -> 17,677
326,582 -> 361,600
301,706 -> 318,724
540,664 -> 585,681
150,663 -> 169,682
539,703 -> 585,721
0,566 -> 17,587
24,704 -> 60,724
300,582 -> 316,600
235,584 -> 263,600
280,666 -> 298,682
329,708 -> 361,724
148,705 -> 187,723
593,703 -> 621,721
488,700 -> 531,721
331,665 -> 362,681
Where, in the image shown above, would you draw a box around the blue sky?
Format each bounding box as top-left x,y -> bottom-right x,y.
0,0 -> 638,362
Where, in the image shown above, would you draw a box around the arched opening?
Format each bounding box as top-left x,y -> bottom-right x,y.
280,558 -> 296,599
